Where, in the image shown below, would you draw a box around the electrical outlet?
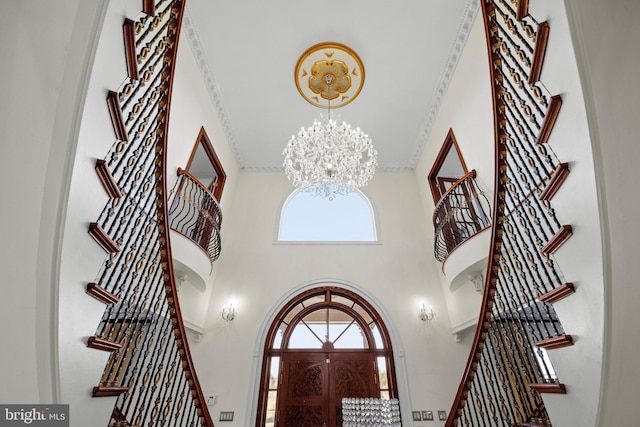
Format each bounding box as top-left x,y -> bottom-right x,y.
206,395 -> 217,406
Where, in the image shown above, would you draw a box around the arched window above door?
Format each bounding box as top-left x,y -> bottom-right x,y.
257,286 -> 397,427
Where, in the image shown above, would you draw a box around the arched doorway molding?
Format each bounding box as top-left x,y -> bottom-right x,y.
245,278 -> 411,426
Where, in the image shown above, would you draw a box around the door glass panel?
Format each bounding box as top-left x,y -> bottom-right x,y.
265,390 -> 277,427
269,357 -> 280,388
266,356 -> 280,427
272,325 -> 285,349
377,356 -> 388,389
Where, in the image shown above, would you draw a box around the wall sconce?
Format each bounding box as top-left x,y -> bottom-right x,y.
221,302 -> 236,323
419,303 -> 435,322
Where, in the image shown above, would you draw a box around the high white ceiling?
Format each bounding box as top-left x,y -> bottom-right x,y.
183,0 -> 479,171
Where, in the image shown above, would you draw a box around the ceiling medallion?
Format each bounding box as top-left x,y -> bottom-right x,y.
284,42 -> 376,199
294,42 -> 365,109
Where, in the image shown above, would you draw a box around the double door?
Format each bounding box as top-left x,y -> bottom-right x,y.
278,352 -> 379,427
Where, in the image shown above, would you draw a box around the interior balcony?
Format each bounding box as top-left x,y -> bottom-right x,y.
432,170 -> 492,338
168,168 -> 223,338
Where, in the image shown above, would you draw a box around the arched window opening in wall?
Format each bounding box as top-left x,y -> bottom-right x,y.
278,186 -> 377,242
256,286 -> 398,427
427,128 -> 468,203
428,129 -> 491,262
185,126 -> 226,202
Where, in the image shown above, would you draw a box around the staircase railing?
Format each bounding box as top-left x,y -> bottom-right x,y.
169,168 -> 223,262
446,0 -> 573,425
433,170 -> 491,262
85,0 -> 214,425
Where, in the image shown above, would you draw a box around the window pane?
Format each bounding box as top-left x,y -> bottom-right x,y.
279,186 -> 376,241
272,325 -> 285,349
269,357 -> 280,389
283,303 -> 304,324
265,390 -> 278,427
377,357 -> 388,389
302,308 -> 328,325
370,324 -> 385,349
331,295 -> 354,308
333,322 -> 368,349
303,295 -> 325,307
288,323 -> 324,348
352,302 -> 373,324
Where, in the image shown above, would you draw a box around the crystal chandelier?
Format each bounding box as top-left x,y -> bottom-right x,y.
283,113 -> 378,198
284,42 -> 377,199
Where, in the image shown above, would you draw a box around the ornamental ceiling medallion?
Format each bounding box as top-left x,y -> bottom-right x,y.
294,42 -> 365,109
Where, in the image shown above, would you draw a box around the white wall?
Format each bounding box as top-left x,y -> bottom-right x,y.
189,171 -> 471,426
56,1 -> 160,424
0,0 -> 105,405
414,15 -> 494,337
168,36 -> 240,333
563,0 -> 640,424
52,0 -> 242,424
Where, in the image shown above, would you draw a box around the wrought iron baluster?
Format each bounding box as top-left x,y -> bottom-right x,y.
168,172 -> 222,263
88,1 -> 213,425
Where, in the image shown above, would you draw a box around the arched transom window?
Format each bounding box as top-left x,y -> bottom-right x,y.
256,286 -> 398,427
278,186 -> 377,242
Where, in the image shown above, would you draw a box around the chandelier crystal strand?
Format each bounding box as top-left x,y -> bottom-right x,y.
283,114 -> 378,199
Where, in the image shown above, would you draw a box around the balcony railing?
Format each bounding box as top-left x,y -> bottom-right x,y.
169,168 -> 222,263
433,170 -> 491,262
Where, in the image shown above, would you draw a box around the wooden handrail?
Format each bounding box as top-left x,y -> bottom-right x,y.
446,1 -> 568,425
445,1 -> 524,425
169,170 -> 223,262
177,167 -> 219,203
432,169 -> 490,262
432,170 -> 477,222
156,2 -> 214,424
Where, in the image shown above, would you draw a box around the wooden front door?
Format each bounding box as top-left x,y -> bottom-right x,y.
279,352 -> 378,427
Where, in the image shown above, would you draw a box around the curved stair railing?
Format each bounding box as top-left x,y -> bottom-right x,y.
433,170 -> 492,262
85,1 -> 214,425
168,168 -> 223,263
446,0 -> 574,425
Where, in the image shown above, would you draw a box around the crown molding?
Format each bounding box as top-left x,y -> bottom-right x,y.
410,0 -> 480,168
183,1 -> 479,172
182,6 -> 245,168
